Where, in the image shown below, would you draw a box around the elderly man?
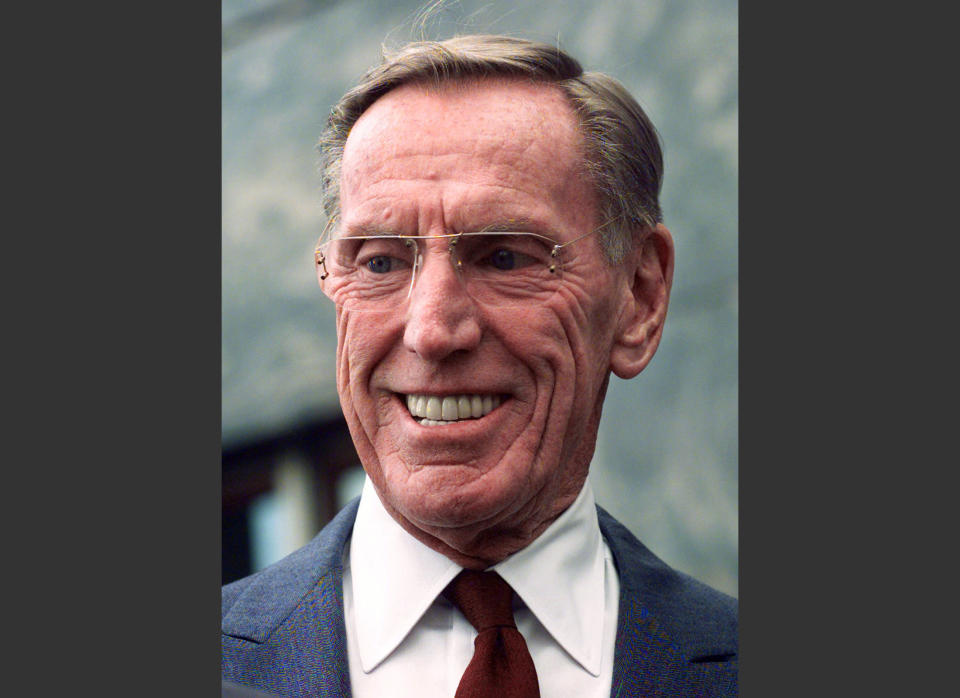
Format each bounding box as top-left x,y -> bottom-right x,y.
222,35 -> 737,697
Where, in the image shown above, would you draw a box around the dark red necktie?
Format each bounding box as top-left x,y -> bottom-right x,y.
443,570 -> 541,698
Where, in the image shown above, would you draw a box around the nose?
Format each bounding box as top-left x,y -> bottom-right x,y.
403,246 -> 482,361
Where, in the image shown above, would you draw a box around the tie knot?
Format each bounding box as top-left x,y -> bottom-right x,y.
443,570 -> 516,632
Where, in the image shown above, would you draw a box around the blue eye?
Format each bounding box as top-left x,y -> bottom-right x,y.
366,256 -> 394,274
489,249 -> 516,271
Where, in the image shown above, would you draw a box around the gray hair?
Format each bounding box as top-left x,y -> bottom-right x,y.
318,34 -> 663,263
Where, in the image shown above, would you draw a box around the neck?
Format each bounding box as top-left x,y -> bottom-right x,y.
376,481 -> 583,569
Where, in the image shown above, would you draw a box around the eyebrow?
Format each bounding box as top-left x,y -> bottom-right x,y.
338,218 -> 557,240
472,219 -> 557,238
339,223 -> 400,237
475,220 -> 533,233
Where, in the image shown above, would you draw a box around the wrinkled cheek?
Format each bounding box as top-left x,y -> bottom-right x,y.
501,311 -> 577,463
528,303 -> 582,384
549,288 -> 613,380
333,313 -> 385,475
537,301 -> 606,444
334,307 -> 349,390
336,310 -> 399,420
335,311 -> 372,420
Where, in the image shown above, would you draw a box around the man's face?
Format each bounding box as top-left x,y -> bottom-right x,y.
329,79 -> 637,556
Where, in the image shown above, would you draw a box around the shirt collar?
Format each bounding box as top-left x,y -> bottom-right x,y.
349,477 -> 461,672
493,480 -> 606,675
349,476 -> 606,676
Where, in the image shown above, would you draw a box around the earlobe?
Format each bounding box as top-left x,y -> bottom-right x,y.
610,224 -> 675,379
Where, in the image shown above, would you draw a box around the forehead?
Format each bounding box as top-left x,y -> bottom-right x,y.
339,79 -> 596,236
350,77 -> 580,140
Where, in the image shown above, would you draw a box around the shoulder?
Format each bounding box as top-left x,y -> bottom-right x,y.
597,506 -> 737,653
222,498 -> 359,642
598,506 -> 737,695
221,500 -> 358,695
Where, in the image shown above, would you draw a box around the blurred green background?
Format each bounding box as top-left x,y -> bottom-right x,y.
222,0 -> 737,597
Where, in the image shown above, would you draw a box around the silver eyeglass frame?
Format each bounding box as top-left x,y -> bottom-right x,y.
314,226 -> 604,308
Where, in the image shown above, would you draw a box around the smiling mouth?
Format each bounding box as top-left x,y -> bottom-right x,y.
405,393 -> 503,426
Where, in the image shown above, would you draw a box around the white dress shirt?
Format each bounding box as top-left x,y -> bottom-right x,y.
342,476 -> 619,697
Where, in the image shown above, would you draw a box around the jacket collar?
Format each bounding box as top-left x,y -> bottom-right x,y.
598,507 -> 738,695
222,498 -> 358,642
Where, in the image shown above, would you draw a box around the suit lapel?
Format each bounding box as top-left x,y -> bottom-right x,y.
602,508 -> 686,697
599,507 -> 738,697
222,499 -> 359,697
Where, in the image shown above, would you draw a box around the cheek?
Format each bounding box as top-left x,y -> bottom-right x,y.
492,310 -> 571,386
493,287 -> 609,389
336,311 -> 400,408
490,306 -> 585,451
560,268 -> 625,361
537,283 -> 621,409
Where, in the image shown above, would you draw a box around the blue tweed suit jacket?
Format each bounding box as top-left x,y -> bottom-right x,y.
222,498 -> 738,696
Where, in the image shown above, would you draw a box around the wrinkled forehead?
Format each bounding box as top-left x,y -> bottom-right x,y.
336,78 -> 596,239
342,77 -> 587,176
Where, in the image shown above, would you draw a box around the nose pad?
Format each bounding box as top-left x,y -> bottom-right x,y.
406,239 -> 471,303
404,246 -> 424,303
403,244 -> 481,360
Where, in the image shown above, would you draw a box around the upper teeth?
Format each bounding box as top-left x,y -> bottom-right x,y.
406,394 -> 501,423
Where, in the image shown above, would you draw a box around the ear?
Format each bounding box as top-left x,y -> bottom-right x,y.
610,223 -> 675,379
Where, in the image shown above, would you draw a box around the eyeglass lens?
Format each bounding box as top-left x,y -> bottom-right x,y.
319,233 -> 565,311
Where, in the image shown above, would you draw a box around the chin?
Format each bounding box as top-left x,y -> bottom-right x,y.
382,461 -> 529,531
